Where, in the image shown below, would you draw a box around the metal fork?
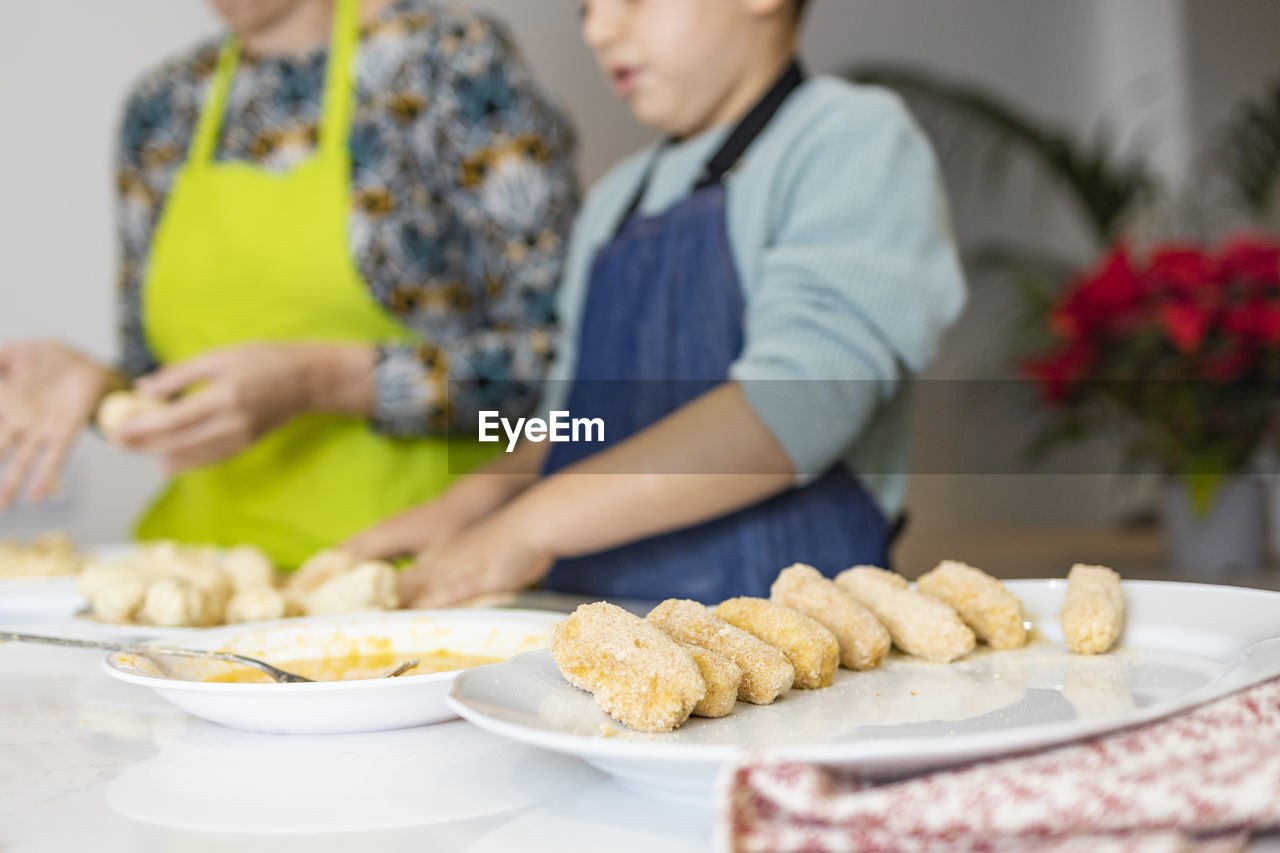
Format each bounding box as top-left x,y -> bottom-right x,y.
1,630 -> 314,682
381,659 -> 419,678
2,631 -> 417,683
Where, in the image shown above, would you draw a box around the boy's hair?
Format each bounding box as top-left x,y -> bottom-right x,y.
795,0 -> 811,19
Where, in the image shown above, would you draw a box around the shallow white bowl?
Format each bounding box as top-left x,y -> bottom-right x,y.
448,580 -> 1280,801
103,608 -> 562,734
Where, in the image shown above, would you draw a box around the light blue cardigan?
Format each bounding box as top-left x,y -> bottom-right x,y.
540,77 -> 967,517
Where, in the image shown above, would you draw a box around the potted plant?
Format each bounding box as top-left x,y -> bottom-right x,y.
1024,238 -> 1280,571
845,65 -> 1280,567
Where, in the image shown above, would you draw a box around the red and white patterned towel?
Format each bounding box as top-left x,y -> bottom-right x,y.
719,677 -> 1280,853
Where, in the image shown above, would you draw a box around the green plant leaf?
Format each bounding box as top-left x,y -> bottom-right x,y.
969,242 -> 1076,307
846,63 -> 1159,243
1216,79 -> 1280,220
1183,470 -> 1226,519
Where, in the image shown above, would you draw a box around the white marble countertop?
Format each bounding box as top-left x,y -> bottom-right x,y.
0,598 -> 713,853
4,594 -> 1278,853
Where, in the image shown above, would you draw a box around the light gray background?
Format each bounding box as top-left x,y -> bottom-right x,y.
1,0 -> 1277,545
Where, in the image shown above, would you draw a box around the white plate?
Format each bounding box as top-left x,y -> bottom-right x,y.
73,608 -> 202,640
447,580 -> 1280,801
0,542 -> 140,618
104,608 -> 563,734
83,542 -> 141,561
0,575 -> 82,615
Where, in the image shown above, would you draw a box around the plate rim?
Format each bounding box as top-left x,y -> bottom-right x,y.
0,574 -> 79,586
0,540 -> 138,580
75,607 -> 201,636
446,580 -> 1280,766
101,607 -> 565,694
446,649 -> 1209,766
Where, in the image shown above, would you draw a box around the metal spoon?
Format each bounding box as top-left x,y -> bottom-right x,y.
1,630 -> 316,683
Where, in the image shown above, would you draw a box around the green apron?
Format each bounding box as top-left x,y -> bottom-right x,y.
137,0 -> 496,567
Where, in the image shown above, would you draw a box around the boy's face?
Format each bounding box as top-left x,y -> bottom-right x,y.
581,0 -> 790,138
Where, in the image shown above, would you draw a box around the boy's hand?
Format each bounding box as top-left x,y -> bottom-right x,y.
397,508 -> 554,609
343,498 -> 477,564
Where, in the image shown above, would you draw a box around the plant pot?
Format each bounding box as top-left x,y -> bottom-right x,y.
1160,475 -> 1266,574
1260,446 -> 1280,565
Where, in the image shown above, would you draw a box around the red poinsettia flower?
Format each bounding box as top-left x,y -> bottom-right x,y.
1028,236 -> 1280,485
1203,344 -> 1256,382
1159,301 -> 1211,353
1052,245 -> 1145,340
1031,236 -> 1280,407
1218,237 -> 1280,286
1024,339 -> 1095,402
1147,245 -> 1215,295
1222,302 -> 1280,344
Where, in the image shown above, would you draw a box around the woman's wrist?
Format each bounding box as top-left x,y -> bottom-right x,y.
299,343 -> 375,417
81,361 -> 127,433
95,365 -> 128,401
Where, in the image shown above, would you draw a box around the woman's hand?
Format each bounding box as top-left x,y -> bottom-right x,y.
396,507 -> 554,609
119,342 -> 373,473
0,340 -> 120,508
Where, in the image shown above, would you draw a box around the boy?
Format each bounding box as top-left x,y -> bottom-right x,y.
348,0 -> 966,606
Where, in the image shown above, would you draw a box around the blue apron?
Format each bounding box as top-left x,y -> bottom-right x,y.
543,63 -> 891,603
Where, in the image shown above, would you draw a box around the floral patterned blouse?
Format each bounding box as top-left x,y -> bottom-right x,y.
115,0 -> 578,434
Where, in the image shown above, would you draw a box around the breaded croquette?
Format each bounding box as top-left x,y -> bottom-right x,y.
1060,564 -> 1124,655
77,563 -> 152,624
96,390 -> 168,443
300,560 -> 397,616
679,643 -> 742,717
713,597 -> 839,689
285,549 -> 355,596
225,585 -> 289,624
835,566 -> 975,663
917,560 -> 1027,650
770,563 -> 891,670
220,545 -> 276,592
139,577 -> 210,628
552,602 -> 706,733
647,599 -> 794,705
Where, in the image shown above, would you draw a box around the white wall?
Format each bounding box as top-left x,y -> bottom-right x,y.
1184,0 -> 1280,148
1183,0 -> 1280,234
0,1 -> 219,541
1,1 -> 1277,544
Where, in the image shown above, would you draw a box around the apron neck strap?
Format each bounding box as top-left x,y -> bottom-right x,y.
189,39 -> 241,167
188,0 -> 361,168
614,59 -> 806,233
318,0 -> 360,160
694,59 -> 806,190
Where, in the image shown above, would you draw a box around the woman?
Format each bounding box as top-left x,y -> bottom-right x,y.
0,0 -> 577,566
